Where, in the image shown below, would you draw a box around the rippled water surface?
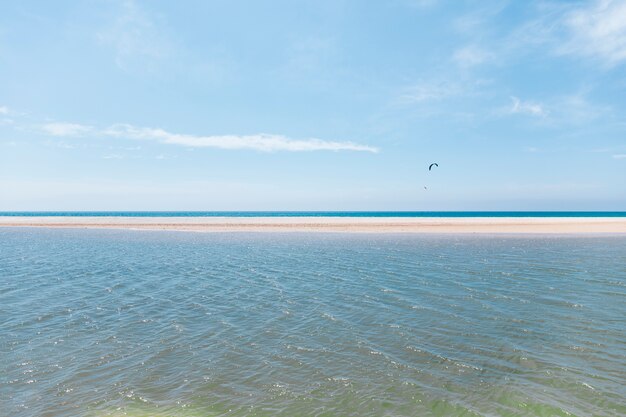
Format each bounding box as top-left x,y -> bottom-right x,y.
1,229 -> 625,416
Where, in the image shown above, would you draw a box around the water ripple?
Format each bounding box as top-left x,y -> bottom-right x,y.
1,229 -> 625,416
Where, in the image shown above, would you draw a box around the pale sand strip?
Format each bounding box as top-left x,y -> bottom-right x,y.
1,216 -> 625,233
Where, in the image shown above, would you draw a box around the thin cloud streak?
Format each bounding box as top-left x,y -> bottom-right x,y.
401,0 -> 439,9
398,81 -> 462,103
34,119 -> 378,153
500,93 -> 609,126
503,0 -> 626,67
564,0 -> 626,65
509,96 -> 546,117
103,124 -> 379,153
453,45 -> 494,68
42,122 -> 93,136
14,112 -> 378,153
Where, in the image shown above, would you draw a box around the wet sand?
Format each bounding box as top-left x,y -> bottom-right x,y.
1,216 -> 625,233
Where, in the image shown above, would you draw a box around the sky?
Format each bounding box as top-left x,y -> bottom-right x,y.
1,0 -> 625,211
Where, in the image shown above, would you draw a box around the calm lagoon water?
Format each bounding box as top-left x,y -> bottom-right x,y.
1,228 -> 625,416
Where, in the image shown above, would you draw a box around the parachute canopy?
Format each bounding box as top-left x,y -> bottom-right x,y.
428,163 -> 438,171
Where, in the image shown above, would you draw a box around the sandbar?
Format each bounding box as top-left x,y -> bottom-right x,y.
1,216 -> 625,233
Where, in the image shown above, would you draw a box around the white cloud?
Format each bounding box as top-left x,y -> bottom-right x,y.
34,118 -> 378,153
453,45 -> 494,68
613,154 -> 626,159
0,106 -> 8,115
104,124 -> 378,153
508,96 -> 546,117
466,1 -> 626,70
564,0 -> 626,65
42,122 -> 93,137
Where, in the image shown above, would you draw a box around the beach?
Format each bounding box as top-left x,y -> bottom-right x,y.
1,215 -> 625,233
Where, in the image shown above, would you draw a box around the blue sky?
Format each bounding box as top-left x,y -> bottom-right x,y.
1,0 -> 625,210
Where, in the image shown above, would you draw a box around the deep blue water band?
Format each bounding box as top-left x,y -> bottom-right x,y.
1,211 -> 625,217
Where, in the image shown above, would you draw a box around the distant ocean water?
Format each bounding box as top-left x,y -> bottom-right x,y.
1,229 -> 625,416
1,211 -> 626,217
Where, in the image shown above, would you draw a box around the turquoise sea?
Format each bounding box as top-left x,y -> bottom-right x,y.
1,211 -> 626,217
1,228 -> 625,416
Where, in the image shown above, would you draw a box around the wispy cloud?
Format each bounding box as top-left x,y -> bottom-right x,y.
452,1 -> 626,74
502,93 -> 609,125
508,96 -> 546,117
283,36 -> 337,78
97,0 -> 172,71
546,93 -> 609,125
397,76 -> 494,106
504,0 -> 626,67
453,45 -> 494,68
103,124 -> 378,153
103,154 -> 125,159
613,154 -> 626,159
44,140 -> 77,149
407,0 -> 438,7
0,106 -> 8,115
398,81 -> 462,103
42,122 -> 93,137
562,0 -> 626,66
7,107 -> 378,153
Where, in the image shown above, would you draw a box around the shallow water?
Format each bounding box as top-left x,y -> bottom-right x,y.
1,229 -> 625,416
